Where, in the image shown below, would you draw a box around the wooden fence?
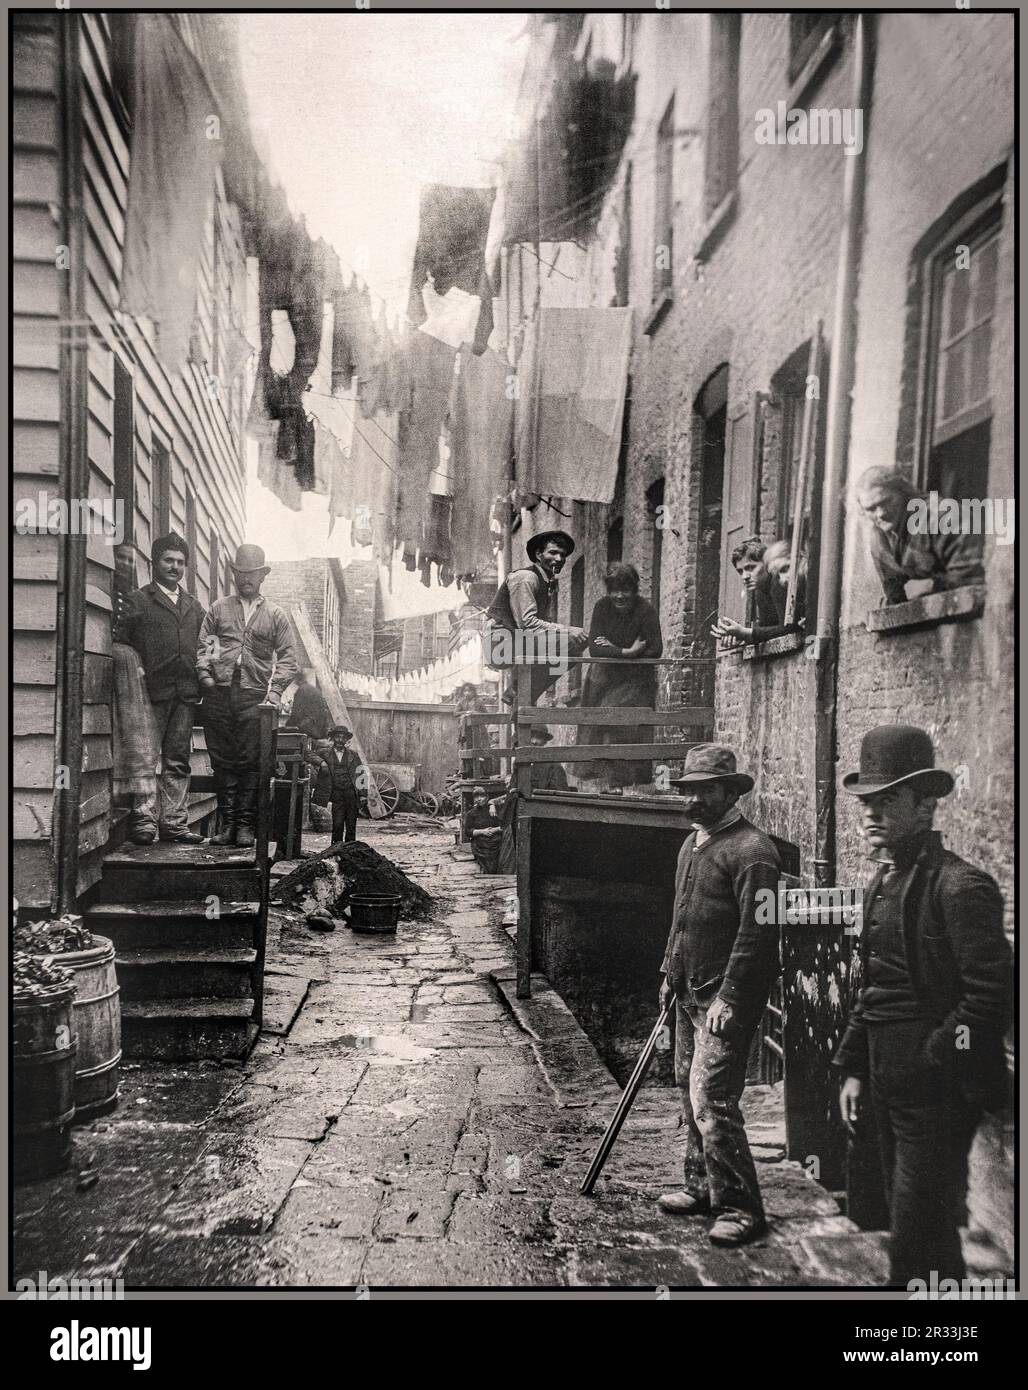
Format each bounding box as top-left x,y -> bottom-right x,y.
344,701 -> 459,799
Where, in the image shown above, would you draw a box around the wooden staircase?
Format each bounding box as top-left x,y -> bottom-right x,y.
86,706 -> 275,1061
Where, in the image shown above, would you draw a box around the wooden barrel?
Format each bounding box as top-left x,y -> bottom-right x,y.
32,936 -> 121,1121
13,985 -> 77,1183
348,893 -> 400,934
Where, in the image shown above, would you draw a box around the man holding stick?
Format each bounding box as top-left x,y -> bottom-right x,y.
657,745 -> 781,1246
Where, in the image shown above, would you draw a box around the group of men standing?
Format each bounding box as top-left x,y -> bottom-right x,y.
487,526 -> 1011,1288
118,535 -> 298,848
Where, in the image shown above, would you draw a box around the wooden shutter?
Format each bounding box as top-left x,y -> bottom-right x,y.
718,394 -> 763,623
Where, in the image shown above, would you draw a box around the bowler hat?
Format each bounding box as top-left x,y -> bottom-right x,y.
526,530 -> 576,562
329,725 -> 353,741
842,725 -> 954,798
230,543 -> 270,574
669,744 -> 754,793
529,725 -> 555,743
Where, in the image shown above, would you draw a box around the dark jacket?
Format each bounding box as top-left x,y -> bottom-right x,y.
312,748 -> 363,806
833,832 -> 1012,1109
869,524 -> 984,605
196,595 -> 299,704
486,564 -> 559,633
661,816 -> 781,1010
117,583 -> 203,703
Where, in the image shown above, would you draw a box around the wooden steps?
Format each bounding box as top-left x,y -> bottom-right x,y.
88,842 -> 269,1062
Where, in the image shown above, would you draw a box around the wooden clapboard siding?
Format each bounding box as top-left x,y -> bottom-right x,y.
12,11 -> 253,909
12,11 -> 61,906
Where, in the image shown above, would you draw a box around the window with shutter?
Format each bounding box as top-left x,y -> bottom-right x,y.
718,397 -> 762,626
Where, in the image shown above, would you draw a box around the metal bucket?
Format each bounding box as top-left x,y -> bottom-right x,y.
13,985 -> 77,1183
348,893 -> 401,934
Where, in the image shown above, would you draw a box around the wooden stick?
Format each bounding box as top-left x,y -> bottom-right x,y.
581,995 -> 676,1196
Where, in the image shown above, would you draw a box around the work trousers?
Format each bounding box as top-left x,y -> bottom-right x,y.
330,791 -> 359,844
674,996 -> 766,1219
201,681 -> 265,828
132,697 -> 197,835
867,1018 -> 981,1289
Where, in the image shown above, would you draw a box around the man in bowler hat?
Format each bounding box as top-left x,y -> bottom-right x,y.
196,544 -> 298,847
657,745 -> 781,1245
485,530 -> 590,704
834,725 -> 1011,1288
311,725 -> 364,844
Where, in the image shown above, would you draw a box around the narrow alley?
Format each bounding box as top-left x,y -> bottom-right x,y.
15,819 -> 892,1290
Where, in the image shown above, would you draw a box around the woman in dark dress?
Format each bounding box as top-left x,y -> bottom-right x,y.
581,563 -> 663,791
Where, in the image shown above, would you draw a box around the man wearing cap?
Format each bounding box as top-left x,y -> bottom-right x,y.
657,745 -> 781,1246
118,532 -> 205,845
527,724 -> 569,792
834,725 -> 1011,1288
196,544 -> 299,847
485,530 -> 589,704
311,725 -> 363,844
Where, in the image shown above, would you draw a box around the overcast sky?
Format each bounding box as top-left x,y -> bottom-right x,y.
238,13 -> 526,610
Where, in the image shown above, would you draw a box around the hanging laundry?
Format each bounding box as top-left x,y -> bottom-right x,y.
311,417 -> 341,497
421,493 -> 454,585
515,307 -> 634,504
119,14 -> 223,371
252,410 -> 303,512
407,184 -> 496,354
448,345 -> 512,579
395,333 -> 456,557
343,409 -> 400,565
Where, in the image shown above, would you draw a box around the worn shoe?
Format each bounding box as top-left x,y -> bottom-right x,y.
130,830 -> 157,846
657,1190 -> 711,1216
708,1213 -> 768,1246
160,830 -> 204,844
235,827 -> 256,848
209,825 -> 236,846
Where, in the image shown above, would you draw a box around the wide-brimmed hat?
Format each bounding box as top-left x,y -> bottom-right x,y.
842,725 -> 954,799
328,725 -> 353,741
526,530 -> 575,562
529,725 -> 555,743
230,543 -> 270,574
669,744 -> 754,793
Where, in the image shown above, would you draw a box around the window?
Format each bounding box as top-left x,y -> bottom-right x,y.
184,491 -> 198,596
151,439 -> 171,547
705,15 -> 741,219
896,168 -> 1007,585
647,478 -> 665,618
652,100 -> 675,302
768,335 -> 826,634
788,14 -> 840,85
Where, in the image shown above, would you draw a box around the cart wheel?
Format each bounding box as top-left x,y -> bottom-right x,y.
420,793 -> 439,816
360,770 -> 398,818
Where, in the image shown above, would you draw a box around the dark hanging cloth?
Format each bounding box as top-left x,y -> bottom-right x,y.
254,190 -> 324,483
448,346 -> 512,579
407,185 -> 496,354
423,494 -> 453,577
395,333 -> 456,556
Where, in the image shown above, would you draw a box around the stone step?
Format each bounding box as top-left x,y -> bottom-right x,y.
116,947 -> 258,1000
85,900 -> 261,950
120,997 -> 258,1061
100,863 -> 262,903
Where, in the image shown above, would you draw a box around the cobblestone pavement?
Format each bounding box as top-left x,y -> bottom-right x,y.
15,818 -> 900,1290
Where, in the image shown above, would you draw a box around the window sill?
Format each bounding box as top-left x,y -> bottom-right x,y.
695,187 -> 738,263
788,23 -> 843,108
743,632 -> 806,662
644,291 -> 673,337
865,585 -> 986,634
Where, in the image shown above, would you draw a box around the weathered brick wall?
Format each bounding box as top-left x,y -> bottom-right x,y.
339,559 -> 377,675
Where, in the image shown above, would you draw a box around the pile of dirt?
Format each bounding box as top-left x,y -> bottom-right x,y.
271,840 -> 435,921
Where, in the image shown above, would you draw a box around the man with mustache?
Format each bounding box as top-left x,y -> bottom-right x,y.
834,725 -> 1011,1288
657,745 -> 781,1246
484,530 -> 589,704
